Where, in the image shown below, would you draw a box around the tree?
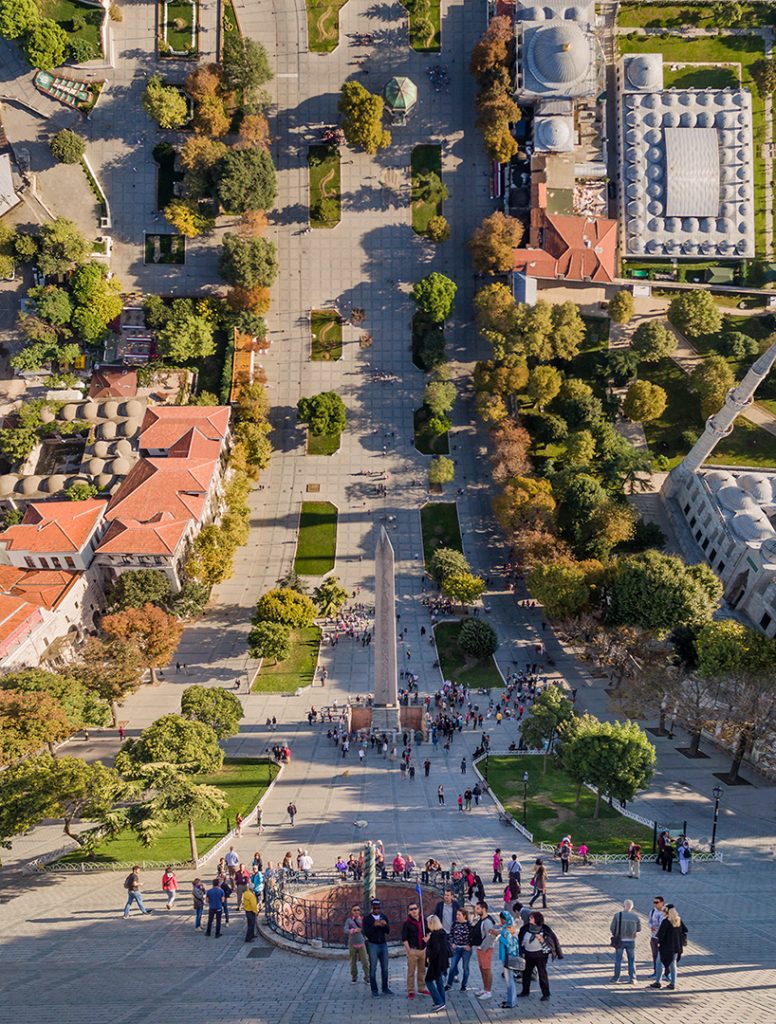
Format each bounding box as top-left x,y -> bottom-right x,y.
101,604 -> 183,684
234,380 -> 270,424
469,211 -> 524,274
607,350 -> 639,386
313,576 -> 349,617
73,637 -> 144,725
424,379 -> 456,418
71,263 -> 123,325
234,420 -> 272,471
37,218 -> 89,276
143,75 -> 189,129
631,320 -> 675,362
551,302 -> 587,361
694,620 -> 775,678
338,81 -> 391,154
522,687 -> 575,770
220,234 -> 278,289
720,331 -> 759,359
184,524 -> 236,588
0,667 -> 110,732
554,377 -> 602,429
563,429 -> 596,465
690,354 -> 735,420
29,284 -> 72,326
216,148 -> 277,214
412,272 -> 457,323
493,475 -> 556,539
115,713 -> 223,776
528,559 -> 601,620
489,420 -> 531,483
72,306 -> 108,345
0,0 -> 39,39
469,15 -> 512,78
222,33 -> 273,92
441,571 -> 486,607
427,215 -> 450,243
247,620 -> 291,663
180,135 -> 228,198
622,379 -> 667,422
254,587 -> 317,627
458,619 -> 498,658
720,671 -> 776,782
164,198 -> 215,238
751,57 -> 776,97
527,364 -> 562,409
413,170 -> 447,208
109,570 -> 173,612
606,550 -> 722,633
430,547 -> 471,583
50,129 -> 86,165
238,114 -> 271,150
560,715 -> 656,813
428,455 -> 455,486
607,290 -> 634,325
157,299 -> 216,361
556,473 -> 609,554
180,685 -> 243,740
587,501 -> 637,559
22,18 -> 67,70
297,391 -> 346,436
668,290 -> 722,338
0,689 -> 74,761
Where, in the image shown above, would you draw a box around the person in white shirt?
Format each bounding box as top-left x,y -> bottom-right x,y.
299,851 -> 314,878
648,896 -> 665,977
225,846 -> 239,879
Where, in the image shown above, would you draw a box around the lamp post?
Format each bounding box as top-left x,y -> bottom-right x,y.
522,771 -> 529,828
710,785 -> 723,855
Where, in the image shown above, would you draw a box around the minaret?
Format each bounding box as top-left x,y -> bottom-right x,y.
663,339 -> 776,496
371,527 -> 401,734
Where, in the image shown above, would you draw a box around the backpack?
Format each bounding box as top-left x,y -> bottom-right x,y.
503,928 -> 520,958
123,873 -> 136,890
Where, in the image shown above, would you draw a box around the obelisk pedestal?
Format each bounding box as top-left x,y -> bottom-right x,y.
372,527 -> 401,736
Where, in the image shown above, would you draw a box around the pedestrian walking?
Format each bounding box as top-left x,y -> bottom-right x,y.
648,896 -> 665,976
473,782 -> 481,806
424,759 -> 431,777
118,724 -> 125,741
460,757 -> 466,774
161,865 -> 178,909
507,855 -> 522,887
528,860 -> 548,908
409,764 -> 416,780
234,864 -> 250,908
401,901 -> 427,998
471,901 -> 497,1001
627,842 -> 641,879
492,848 -> 504,884
235,812 -> 244,837
192,877 -> 206,929
287,801 -> 297,826
464,788 -> 472,810
256,805 -> 264,833
364,898 -> 392,996
609,899 -> 640,983
243,885 -> 258,941
457,793 -> 463,812
122,866 -> 151,917
517,910 -> 563,1001
559,841 -> 570,875
651,904 -> 687,990
424,915 -> 450,1011
437,784 -> 445,806
224,845 -> 239,879
345,904 -> 370,983
205,879 -> 225,937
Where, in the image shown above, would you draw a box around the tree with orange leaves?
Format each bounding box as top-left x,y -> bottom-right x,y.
101,603 -> 183,684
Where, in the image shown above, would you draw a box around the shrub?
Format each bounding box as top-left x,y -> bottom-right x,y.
458,619 -> 498,658
49,129 -> 87,165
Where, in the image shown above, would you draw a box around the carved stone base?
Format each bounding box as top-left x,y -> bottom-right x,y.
370,705 -> 402,736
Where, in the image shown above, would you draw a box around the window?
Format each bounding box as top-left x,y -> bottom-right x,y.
684,503 -> 691,514
760,612 -> 772,630
701,538 -> 709,551
65,557 -> 75,569
24,556 -> 34,568
709,549 -> 717,562
690,516 -> 697,528
695,530 -> 702,542
51,556 -> 61,568
718,562 -> 725,573
39,557 -> 49,568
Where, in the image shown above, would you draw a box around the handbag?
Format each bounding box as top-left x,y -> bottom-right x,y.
504,952 -> 526,972
610,912 -> 622,949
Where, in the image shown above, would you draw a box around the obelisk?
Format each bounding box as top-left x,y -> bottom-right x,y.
371,527 -> 401,734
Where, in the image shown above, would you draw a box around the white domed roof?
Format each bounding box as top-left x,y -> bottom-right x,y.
626,53 -> 663,91
704,470 -> 736,492
731,511 -> 775,543
717,485 -> 756,512
0,474 -> 18,496
736,472 -> 773,504
526,23 -> 590,89
535,115 -> 573,150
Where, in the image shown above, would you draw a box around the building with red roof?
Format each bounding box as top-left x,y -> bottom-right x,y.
512,211 -> 617,286
0,499 -> 108,571
89,367 -> 138,399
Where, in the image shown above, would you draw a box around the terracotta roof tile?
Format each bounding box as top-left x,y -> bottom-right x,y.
0,499 -> 107,554
513,212 -> 617,285
139,406 -> 230,452
89,368 -> 138,399
0,593 -> 43,656
104,458 -> 215,524
0,566 -> 80,610
96,515 -> 189,555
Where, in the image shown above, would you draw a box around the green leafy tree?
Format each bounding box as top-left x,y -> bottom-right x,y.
115,713 -> 223,776
216,148 -> 277,214
49,129 -> 86,165
0,0 -> 39,39
528,559 -> 601,619
427,215 -> 450,243
607,550 -> 722,633
428,454 -> 455,486
631,320 -> 675,362
66,481 -> 98,501
0,667 -> 110,731
14,231 -> 38,263
441,571 -> 486,607
607,290 -> 634,325
668,290 -> 722,338
169,580 -> 211,620
556,472 -> 608,554
157,300 -> 216,362
527,364 -> 562,409
37,218 -> 90,276
607,350 -> 639,386
458,619 -> 498,658
424,379 -> 456,418
297,391 -> 346,436
71,263 -> 123,324
469,211 -> 524,274
313,575 -> 349,616
29,285 -> 72,326
234,420 -> 272,471
180,685 -> 243,740
220,234 -> 279,288
430,547 -> 470,584
0,425 -> 39,465
413,170 -> 448,207
412,272 -> 457,323
22,18 -> 67,70
108,569 -> 173,612
254,587 -> 317,627
563,717 -> 656,816
338,81 -> 391,154
563,429 -> 596,465
751,57 -> 776,97
0,689 -> 75,761
720,332 -> 759,359
522,687 -> 575,770
101,604 -> 183,684
73,637 -> 144,725
164,198 -> 215,238
222,33 -> 273,92
143,75 -> 189,129
695,620 -> 776,677
247,620 -> 291,663
72,306 -> 109,345
622,379 -> 667,422
690,354 -> 735,419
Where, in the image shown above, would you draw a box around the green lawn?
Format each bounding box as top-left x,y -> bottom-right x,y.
434,620 -> 502,689
164,0 -> 198,53
306,0 -> 347,52
40,0 -> 102,54
692,313 -> 771,376
619,33 -> 768,254
144,233 -> 185,265
311,309 -> 342,360
153,143 -> 184,210
403,0 -> 441,52
60,758 -> 277,865
253,626 -> 321,692
420,501 -> 462,570
222,0 -> 240,35
617,2 -> 776,29
414,406 -> 449,455
294,500 -> 337,575
308,145 -> 341,228
411,145 -> 443,235
486,755 -> 654,855
663,65 -> 739,89
307,431 -> 340,455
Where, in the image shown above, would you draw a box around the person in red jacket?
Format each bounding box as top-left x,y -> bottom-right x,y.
161,866 -> 178,909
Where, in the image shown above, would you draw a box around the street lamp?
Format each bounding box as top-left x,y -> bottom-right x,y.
522,771 -> 529,828
710,785 -> 723,854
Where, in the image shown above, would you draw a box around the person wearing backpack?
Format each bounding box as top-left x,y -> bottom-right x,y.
678,839 -> 692,875
122,866 -> 151,918
471,901 -> 497,1001
517,910 -> 563,1001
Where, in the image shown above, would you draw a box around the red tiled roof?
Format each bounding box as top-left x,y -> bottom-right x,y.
0,499 -> 107,554
89,368 -> 138,399
104,458 -> 216,525
0,566 -> 80,610
96,514 -> 189,555
513,213 -> 617,284
139,406 -> 230,452
0,593 -> 43,658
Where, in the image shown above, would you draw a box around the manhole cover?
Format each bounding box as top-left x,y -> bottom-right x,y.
247,947 -> 274,959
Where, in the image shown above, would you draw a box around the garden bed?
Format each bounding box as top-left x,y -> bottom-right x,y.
434,620 -> 502,689
161,0 -> 199,56
486,754 -> 654,855
414,406 -> 449,455
411,144 -> 442,235
144,233 -> 185,264
311,310 -> 342,361
308,145 -> 341,228
42,0 -> 103,57
294,501 -> 337,575
59,758 -> 277,865
252,626 -> 321,692
306,0 -> 348,53
420,501 -> 462,571
403,0 -> 441,52
307,431 -> 340,455
153,143 -> 184,210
